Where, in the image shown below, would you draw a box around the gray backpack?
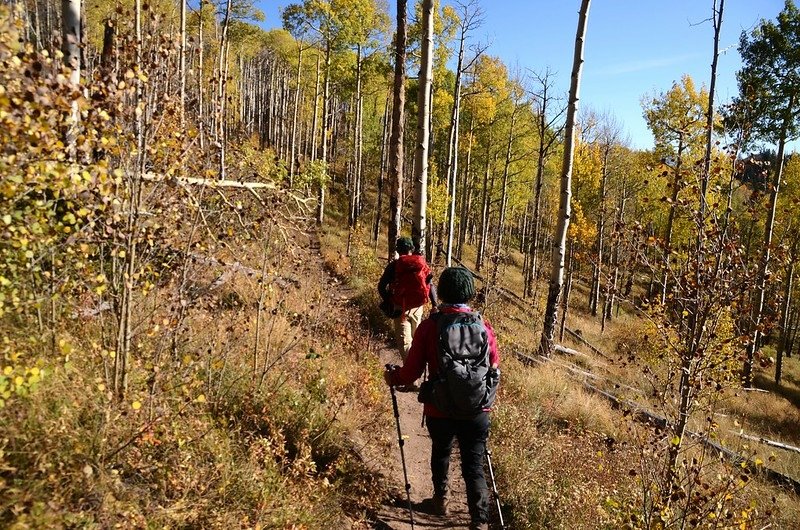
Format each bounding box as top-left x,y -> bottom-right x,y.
420,311 -> 500,417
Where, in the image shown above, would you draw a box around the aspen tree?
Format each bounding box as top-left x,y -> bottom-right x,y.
62,0 -> 81,156
735,0 -> 800,386
539,0 -> 591,357
412,0 -> 434,255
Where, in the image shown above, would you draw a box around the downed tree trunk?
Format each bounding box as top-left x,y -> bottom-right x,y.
517,351 -> 800,495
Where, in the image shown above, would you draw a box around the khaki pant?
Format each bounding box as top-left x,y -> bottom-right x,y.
394,305 -> 425,360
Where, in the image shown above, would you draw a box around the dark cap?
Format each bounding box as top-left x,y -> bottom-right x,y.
396,237 -> 414,254
438,267 -> 475,304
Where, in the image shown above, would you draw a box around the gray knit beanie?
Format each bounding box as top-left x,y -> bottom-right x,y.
396,237 -> 414,254
438,267 -> 475,304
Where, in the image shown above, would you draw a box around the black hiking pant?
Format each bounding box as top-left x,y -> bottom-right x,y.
426,412 -> 490,523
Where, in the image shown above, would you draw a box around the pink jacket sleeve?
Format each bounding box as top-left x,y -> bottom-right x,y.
484,318 -> 500,367
390,319 -> 435,386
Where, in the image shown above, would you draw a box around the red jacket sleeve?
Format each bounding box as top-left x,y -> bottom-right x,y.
390,318 -> 435,386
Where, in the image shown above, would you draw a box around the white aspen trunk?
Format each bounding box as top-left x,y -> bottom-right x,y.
316,44 -> 331,224
745,109 -> 791,386
412,0 -> 434,255
776,259 -> 794,385
355,56 -> 364,222
61,0 -> 81,157
475,146 -> 492,273
217,15 -> 231,181
198,0 -> 205,150
559,238 -> 576,341
491,105 -> 518,284
373,93 -> 391,243
445,27 -> 466,266
660,137 -> 684,305
591,146 -> 610,316
349,45 -> 363,227
540,0 -> 591,356
290,44 -> 303,185
456,118 -> 475,260
179,0 -> 186,127
311,53 -> 321,161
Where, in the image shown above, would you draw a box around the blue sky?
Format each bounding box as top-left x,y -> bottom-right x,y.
254,0 -> 788,151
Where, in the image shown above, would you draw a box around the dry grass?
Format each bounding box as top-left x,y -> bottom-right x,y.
492,357 -> 632,529
446,231 -> 800,527
0,182 -> 392,528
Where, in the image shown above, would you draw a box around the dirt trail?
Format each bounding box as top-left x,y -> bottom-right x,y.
310,235 -> 485,529
370,341 -> 473,530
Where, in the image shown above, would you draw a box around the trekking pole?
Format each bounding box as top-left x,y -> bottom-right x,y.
387,365 -> 415,529
421,366 -> 428,428
485,446 -> 506,530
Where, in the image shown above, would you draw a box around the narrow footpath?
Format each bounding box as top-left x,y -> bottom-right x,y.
314,241 -> 474,529
369,339 -> 473,530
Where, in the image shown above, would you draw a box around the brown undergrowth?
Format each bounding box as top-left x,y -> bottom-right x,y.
0,141 -> 392,527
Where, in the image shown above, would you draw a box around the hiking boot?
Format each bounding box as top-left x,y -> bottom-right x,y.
420,494 -> 448,516
469,522 -> 489,530
432,493 -> 448,516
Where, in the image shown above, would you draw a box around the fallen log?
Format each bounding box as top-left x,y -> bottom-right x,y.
728,430 -> 800,455
513,350 -> 800,495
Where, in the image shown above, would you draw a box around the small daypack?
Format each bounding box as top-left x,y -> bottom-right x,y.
420,311 -> 500,417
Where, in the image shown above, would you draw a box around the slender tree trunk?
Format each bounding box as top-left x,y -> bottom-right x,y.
475,144 -> 492,273
62,0 -> 81,157
660,138 -> 684,305
744,103 -> 791,387
289,44 -> 303,186
374,93 -> 391,243
316,43 -> 332,225
220,38 -> 231,178
559,238 -> 576,342
349,45 -> 363,228
387,0 -> 407,258
776,258 -> 794,385
445,23 -> 466,266
311,53 -> 321,161
787,302 -> 799,358
179,0 -> 186,127
198,0 -> 206,150
540,0 -> 591,356
412,0 -> 434,256
491,105 -> 518,284
456,118 -> 475,261
591,147 -> 610,316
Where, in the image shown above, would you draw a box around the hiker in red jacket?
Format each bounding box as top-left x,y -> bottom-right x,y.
384,267 -> 500,530
378,237 -> 438,360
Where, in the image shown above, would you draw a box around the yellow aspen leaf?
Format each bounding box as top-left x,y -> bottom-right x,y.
195,394 -> 206,403
670,435 -> 681,446
131,401 -> 142,410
